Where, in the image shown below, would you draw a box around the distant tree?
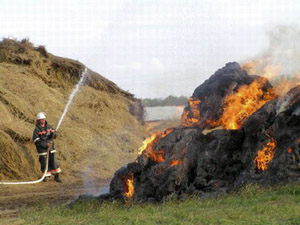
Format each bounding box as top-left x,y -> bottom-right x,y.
142,95 -> 188,107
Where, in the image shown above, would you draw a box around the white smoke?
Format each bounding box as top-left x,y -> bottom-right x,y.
266,25 -> 300,75
292,107 -> 300,116
276,95 -> 292,115
82,165 -> 109,196
242,25 -> 300,96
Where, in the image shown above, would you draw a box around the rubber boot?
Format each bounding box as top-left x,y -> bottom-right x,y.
54,174 -> 62,183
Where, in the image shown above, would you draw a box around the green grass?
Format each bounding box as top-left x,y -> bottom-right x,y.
5,183 -> 300,225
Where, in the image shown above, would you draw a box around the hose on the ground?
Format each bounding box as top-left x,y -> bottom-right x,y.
0,143 -> 51,185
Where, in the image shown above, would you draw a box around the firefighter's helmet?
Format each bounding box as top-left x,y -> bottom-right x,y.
36,112 -> 46,120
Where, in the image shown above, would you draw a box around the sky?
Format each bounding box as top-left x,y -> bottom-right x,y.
1,0 -> 300,98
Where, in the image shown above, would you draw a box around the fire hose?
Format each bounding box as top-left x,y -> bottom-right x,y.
0,138 -> 53,185
0,67 -> 87,185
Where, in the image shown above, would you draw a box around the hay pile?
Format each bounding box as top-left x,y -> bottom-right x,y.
0,38 -> 145,181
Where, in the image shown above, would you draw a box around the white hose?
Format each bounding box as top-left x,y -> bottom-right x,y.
0,68 -> 87,185
0,145 -> 50,185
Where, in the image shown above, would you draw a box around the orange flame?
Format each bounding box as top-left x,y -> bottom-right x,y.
138,134 -> 156,155
275,79 -> 298,96
242,61 -> 256,75
241,60 -> 281,80
208,79 -> 276,130
169,147 -> 185,167
255,138 -> 277,171
170,160 -> 183,167
262,65 -> 281,80
287,148 -> 293,153
138,128 -> 174,163
181,98 -> 201,126
242,61 -> 300,96
124,174 -> 134,198
146,149 -> 165,163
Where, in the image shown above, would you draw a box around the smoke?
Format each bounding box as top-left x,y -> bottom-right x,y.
293,107 -> 300,116
276,95 -> 292,115
82,165 -> 109,196
266,25 -> 300,75
242,25 -> 300,95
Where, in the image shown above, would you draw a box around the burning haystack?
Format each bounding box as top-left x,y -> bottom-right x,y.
105,62 -> 300,203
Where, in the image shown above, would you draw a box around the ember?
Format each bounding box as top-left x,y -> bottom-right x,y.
255,138 -> 277,171
170,160 -> 183,167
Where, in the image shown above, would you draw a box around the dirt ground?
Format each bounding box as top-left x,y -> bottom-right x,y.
0,175 -> 110,219
0,120 -> 177,220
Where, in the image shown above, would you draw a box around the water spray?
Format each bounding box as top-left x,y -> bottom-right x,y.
0,67 -> 88,185
56,67 -> 88,131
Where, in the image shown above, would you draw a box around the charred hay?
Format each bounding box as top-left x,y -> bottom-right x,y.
99,62 -> 300,203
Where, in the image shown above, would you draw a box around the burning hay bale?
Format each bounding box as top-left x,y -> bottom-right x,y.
106,62 -> 300,203
182,62 -> 276,129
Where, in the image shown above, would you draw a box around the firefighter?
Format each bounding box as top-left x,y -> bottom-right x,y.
32,112 -> 62,182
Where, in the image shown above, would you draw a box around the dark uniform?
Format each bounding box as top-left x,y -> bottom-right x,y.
32,122 -> 61,178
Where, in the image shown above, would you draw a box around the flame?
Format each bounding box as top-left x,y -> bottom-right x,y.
242,61 -> 256,75
242,60 -> 300,96
208,79 -> 276,130
138,134 -> 156,155
287,148 -> 293,153
124,174 -> 134,198
146,149 -> 165,163
262,65 -> 281,80
169,147 -> 185,167
255,138 -> 277,171
275,79 -> 299,96
138,128 -> 174,162
170,160 -> 183,167
181,98 -> 201,126
241,60 -> 281,80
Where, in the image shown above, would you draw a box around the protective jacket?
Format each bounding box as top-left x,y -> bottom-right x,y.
32,121 -> 61,176
32,122 -> 56,155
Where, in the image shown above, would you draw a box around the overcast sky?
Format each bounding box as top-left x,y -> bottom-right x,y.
1,0 -> 300,98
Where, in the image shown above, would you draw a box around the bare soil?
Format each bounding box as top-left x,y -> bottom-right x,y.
0,121 -> 177,220
0,175 -> 110,219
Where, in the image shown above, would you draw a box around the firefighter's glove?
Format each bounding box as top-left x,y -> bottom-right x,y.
52,131 -> 57,139
49,130 -> 57,139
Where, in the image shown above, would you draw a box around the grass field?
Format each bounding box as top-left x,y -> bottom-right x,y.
4,183 -> 300,225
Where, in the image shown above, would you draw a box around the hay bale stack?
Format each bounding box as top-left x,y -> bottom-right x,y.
0,38 -> 145,181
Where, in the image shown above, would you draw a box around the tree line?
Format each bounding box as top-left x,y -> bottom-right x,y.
142,95 -> 188,107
